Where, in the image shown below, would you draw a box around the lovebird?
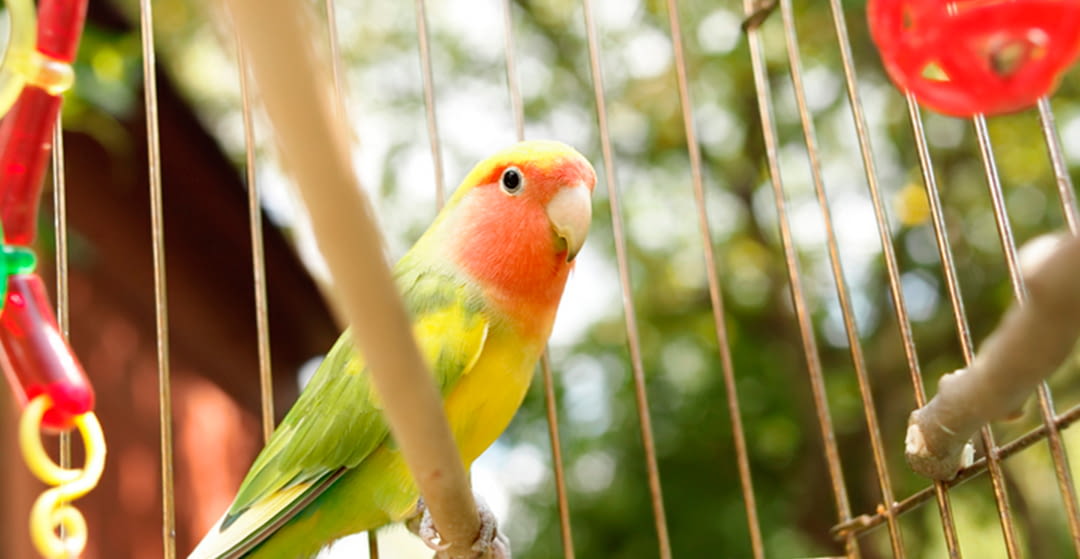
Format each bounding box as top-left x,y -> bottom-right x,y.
189,140 -> 596,559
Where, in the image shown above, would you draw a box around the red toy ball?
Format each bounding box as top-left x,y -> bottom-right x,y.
868,0 -> 1080,116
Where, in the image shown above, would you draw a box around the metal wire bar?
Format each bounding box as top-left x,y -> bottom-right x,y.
825,0 -> 921,402
236,40 -> 276,445
52,107 -> 72,545
741,5 -> 860,558
904,93 -> 1020,558
781,3 -> 915,556
139,0 -> 176,556
368,530 -> 379,558
972,117 -> 1024,305
834,400 -> 1080,539
499,5 -> 576,555
1036,97 -> 1080,233
664,1 -> 764,557
414,0 -> 446,209
501,0 -> 524,143
581,2 -> 672,556
972,114 -> 1080,555
541,353 -> 576,559
52,122 -> 69,338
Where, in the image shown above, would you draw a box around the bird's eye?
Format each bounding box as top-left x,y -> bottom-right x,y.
500,166 -> 523,195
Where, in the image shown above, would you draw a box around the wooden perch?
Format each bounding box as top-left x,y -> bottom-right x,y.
222,0 -> 490,556
906,233 -> 1080,480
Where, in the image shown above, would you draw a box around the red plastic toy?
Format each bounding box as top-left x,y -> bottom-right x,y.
868,0 -> 1080,116
0,0 -> 91,432
0,3 -> 108,557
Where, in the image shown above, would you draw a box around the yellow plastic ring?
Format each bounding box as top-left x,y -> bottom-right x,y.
19,395 -> 107,494
19,395 -> 80,485
19,395 -> 107,559
30,487 -> 88,559
0,0 -> 37,117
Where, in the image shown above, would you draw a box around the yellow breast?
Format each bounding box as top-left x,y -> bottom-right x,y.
442,325 -> 541,466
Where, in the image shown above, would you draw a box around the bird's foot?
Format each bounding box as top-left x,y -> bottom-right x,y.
469,498 -> 511,559
408,495 -> 511,558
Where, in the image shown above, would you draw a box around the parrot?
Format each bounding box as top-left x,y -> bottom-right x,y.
188,139 -> 596,559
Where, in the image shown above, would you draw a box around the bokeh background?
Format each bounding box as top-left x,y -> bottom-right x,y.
2,0 -> 1080,558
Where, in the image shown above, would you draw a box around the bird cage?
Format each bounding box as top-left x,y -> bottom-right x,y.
2,0 -> 1080,558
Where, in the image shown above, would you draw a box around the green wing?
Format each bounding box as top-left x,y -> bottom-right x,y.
189,267 -> 488,558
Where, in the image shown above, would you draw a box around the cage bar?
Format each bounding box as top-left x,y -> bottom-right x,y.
581,1 -> 673,556
235,39 -> 275,445
741,2 -> 862,557
972,114 -> 1080,554
664,0 -> 766,557
138,0 -> 177,557
415,0 -> 447,210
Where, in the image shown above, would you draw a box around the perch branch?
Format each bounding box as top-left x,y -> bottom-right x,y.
906,233 -> 1080,480
222,0 -> 488,556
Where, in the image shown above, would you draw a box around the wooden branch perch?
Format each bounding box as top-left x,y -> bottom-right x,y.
221,0 -> 489,556
906,233 -> 1080,480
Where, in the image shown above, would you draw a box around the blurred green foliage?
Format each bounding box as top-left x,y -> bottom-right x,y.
73,0 -> 1080,557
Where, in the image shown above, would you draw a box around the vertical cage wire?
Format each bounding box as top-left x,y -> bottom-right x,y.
415,0 -> 447,210
236,38 -> 276,445
972,113 -> 1080,553
501,0 -> 526,143
741,2 -> 863,558
139,0 -> 176,557
779,1 -> 913,557
1036,98 -> 1080,232
580,1 -> 674,557
51,122 -> 70,359
538,350 -> 576,559
663,0 -> 767,557
51,101 -> 72,546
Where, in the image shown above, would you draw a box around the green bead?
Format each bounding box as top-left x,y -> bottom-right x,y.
2,245 -> 36,275
0,245 -> 35,313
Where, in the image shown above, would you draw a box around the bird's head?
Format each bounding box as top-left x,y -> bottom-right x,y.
436,140 -> 596,314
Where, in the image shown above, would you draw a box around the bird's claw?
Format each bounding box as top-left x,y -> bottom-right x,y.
408,495 -> 511,558
417,499 -> 452,552
472,501 -> 510,557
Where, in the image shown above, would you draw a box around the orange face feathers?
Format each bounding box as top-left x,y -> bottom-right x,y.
438,141 -> 596,325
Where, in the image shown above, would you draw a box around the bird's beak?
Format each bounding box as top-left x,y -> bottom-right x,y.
546,183 -> 592,262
